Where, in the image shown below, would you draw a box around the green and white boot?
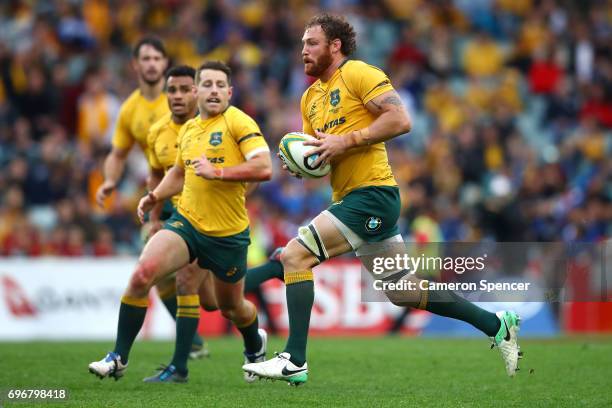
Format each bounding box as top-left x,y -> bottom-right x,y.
491,310 -> 522,377
242,352 -> 308,386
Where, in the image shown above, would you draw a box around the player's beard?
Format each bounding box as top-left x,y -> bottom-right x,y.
306,50 -> 333,78
141,70 -> 163,87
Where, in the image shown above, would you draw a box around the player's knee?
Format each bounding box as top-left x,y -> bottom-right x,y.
175,271 -> 197,296
219,304 -> 238,321
280,244 -> 314,271
129,261 -> 157,293
383,276 -> 428,309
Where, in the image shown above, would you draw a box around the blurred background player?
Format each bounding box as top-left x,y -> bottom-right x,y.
243,14 -> 521,385
141,64 -> 219,382
93,37 -> 206,358
89,61 -> 273,383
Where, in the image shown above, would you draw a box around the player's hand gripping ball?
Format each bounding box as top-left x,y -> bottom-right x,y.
278,132 -> 331,178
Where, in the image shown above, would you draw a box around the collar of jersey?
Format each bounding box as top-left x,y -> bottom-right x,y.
195,113 -> 221,130
168,118 -> 182,133
138,90 -> 166,105
317,59 -> 349,89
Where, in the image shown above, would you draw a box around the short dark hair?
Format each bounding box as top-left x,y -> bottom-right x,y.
305,14 -> 356,56
132,36 -> 166,58
197,61 -> 232,84
166,65 -> 196,80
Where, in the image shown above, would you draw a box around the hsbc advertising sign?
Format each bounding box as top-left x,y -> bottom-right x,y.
0,258 -> 559,340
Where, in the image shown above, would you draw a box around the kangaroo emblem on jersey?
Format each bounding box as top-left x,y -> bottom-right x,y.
209,131 -> 223,146
330,89 -> 341,107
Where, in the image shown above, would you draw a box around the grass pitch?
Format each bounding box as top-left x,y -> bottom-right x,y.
1,336 -> 611,407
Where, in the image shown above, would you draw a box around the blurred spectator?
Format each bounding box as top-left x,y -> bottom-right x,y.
528,47 -> 563,95
462,31 -> 505,78
77,65 -> 120,153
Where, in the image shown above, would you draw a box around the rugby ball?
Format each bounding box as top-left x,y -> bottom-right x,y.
278,132 -> 331,178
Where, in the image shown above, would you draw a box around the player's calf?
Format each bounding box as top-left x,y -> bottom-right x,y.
280,238 -> 320,272
382,271 -> 429,309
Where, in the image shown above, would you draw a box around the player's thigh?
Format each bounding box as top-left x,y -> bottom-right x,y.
155,273 -> 177,298
283,212 -> 353,270
138,229 -> 190,285
312,212 -> 353,257
212,275 -> 245,310
197,269 -> 217,311
175,261 -> 206,295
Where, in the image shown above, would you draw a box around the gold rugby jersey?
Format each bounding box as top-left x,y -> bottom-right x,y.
147,112 -> 182,207
300,59 -> 398,201
112,89 -> 169,155
175,106 -> 269,236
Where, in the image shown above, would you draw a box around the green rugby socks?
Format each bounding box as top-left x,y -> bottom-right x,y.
170,295 -> 201,374
114,296 -> 149,364
425,290 -> 501,337
244,259 -> 284,293
237,313 -> 262,355
283,270 -> 314,366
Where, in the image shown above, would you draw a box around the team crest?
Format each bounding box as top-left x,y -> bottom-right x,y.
209,131 -> 223,146
330,89 -> 341,107
365,216 -> 382,232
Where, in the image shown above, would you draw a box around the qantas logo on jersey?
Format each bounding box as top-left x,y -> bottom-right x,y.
317,117 -> 346,132
186,157 -> 225,166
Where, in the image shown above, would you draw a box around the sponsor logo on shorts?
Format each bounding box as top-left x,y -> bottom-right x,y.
365,216 -> 382,232
168,220 -> 184,229
226,267 -> 237,277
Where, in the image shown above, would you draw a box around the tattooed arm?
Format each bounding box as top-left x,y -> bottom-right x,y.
348,90 -> 412,146
303,90 -> 412,167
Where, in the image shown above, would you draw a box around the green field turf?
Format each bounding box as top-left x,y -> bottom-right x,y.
1,336 -> 611,407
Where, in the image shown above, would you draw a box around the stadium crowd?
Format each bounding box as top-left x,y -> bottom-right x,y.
0,0 -> 610,257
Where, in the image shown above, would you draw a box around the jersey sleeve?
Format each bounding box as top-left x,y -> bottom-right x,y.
111,103 -> 135,151
300,91 -> 316,136
348,62 -> 395,105
230,110 -> 270,160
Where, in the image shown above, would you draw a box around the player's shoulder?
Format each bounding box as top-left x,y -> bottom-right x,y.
147,112 -> 172,144
224,105 -> 255,122
120,89 -> 143,111
301,81 -> 320,105
149,112 -> 173,133
181,116 -> 200,133
341,59 -> 388,77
